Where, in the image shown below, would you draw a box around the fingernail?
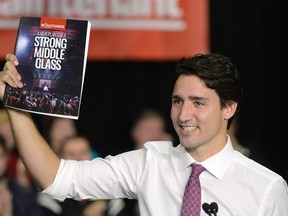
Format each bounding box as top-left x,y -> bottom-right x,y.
14,59 -> 19,66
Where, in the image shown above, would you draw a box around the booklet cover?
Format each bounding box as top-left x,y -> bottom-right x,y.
3,16 -> 91,119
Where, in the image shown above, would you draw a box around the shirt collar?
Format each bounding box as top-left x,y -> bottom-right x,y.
176,135 -> 234,179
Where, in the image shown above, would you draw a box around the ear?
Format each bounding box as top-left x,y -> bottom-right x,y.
223,101 -> 238,120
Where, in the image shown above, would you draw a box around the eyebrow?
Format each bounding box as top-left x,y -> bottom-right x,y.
172,94 -> 207,101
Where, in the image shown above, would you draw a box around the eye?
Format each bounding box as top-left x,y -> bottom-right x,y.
194,100 -> 205,107
172,98 -> 182,106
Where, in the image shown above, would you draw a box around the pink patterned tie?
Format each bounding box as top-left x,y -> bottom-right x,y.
180,163 -> 205,216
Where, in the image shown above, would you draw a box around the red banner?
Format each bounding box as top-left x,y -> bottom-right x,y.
0,0 -> 209,61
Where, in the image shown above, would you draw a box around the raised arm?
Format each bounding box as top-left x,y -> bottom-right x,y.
0,54 -> 60,190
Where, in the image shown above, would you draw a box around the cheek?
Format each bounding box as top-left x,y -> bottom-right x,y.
194,107 -> 217,126
200,110 -> 223,129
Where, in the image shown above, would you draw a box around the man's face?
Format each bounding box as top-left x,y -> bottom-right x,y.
61,137 -> 91,160
171,75 -> 232,159
132,117 -> 165,148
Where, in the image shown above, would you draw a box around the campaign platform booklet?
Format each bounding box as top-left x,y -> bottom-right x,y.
3,16 -> 91,119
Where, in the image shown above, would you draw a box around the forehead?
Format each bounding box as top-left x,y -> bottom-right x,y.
172,75 -> 219,100
174,75 -> 208,92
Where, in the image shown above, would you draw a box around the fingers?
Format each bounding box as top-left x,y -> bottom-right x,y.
5,53 -> 19,66
1,54 -> 23,88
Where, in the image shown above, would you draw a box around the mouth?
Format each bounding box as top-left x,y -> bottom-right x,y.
181,126 -> 197,132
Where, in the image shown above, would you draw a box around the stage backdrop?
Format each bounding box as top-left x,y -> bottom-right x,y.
0,0 -> 209,61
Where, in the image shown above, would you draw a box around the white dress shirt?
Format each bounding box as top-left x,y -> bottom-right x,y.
43,136 -> 288,215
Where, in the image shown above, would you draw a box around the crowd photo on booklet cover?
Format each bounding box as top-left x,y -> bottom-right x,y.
4,87 -> 80,117
0,53 -> 287,216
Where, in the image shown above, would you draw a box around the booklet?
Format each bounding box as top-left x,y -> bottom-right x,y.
3,16 -> 91,119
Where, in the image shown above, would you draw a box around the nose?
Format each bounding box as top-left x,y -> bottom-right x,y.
178,102 -> 193,123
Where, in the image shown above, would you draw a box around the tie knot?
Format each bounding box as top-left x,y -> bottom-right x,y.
191,163 -> 205,177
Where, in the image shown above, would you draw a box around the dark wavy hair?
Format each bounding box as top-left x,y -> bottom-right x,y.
174,53 -> 244,129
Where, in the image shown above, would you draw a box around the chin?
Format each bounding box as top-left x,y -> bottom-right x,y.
180,137 -> 197,148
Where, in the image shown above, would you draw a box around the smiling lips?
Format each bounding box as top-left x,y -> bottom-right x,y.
181,126 -> 197,132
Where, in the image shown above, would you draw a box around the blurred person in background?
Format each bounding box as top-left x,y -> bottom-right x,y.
131,108 -> 175,149
0,135 -> 44,216
57,135 -> 106,216
227,118 -> 268,168
0,108 -> 47,214
40,116 -> 100,159
38,118 -> 101,215
40,117 -> 78,156
36,116 -> 79,216
105,108 -> 175,216
0,108 -> 19,178
15,157 -> 33,189
0,108 -> 39,189
227,119 -> 251,157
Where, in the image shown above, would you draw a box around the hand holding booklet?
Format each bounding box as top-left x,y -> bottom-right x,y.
3,16 -> 91,119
